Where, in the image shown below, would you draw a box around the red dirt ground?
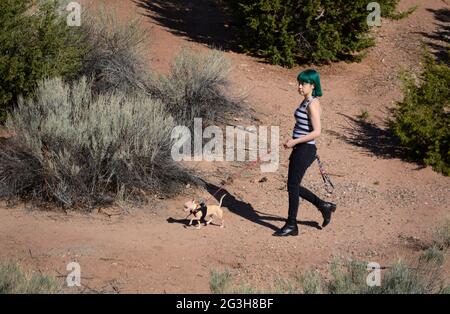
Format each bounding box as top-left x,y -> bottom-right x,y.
1,0 -> 449,293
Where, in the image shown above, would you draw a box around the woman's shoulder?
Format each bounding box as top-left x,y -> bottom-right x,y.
310,97 -> 321,105
306,97 -> 320,108
307,97 -> 321,114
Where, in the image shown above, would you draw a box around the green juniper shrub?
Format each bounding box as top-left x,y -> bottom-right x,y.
228,0 -> 417,67
0,0 -> 88,123
379,0 -> 417,20
390,50 -> 450,176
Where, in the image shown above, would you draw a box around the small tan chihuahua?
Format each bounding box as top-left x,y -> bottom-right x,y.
183,194 -> 226,229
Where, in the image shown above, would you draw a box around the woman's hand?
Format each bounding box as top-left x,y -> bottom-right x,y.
283,139 -> 297,149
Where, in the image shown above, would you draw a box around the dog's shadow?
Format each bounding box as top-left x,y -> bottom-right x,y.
166,217 -> 222,228
167,217 -> 191,225
168,181 -> 322,232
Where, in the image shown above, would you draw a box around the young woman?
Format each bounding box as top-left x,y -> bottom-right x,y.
274,69 -> 336,237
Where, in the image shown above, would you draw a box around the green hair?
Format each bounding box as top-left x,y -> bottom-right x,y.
297,69 -> 323,97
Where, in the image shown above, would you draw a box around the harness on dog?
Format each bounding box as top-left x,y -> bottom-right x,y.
190,203 -> 207,220
199,203 -> 207,220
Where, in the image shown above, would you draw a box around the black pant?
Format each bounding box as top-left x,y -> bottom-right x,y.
287,143 -> 323,224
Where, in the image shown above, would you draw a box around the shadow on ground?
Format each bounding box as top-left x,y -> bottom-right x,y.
332,113 -> 406,159
330,113 -> 429,170
133,0 -> 240,52
415,8 -> 450,65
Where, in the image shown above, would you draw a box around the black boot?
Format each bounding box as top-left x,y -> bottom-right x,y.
318,202 -> 336,228
273,221 -> 299,236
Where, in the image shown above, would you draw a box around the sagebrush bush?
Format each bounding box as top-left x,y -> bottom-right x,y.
209,269 -> 232,294
211,256 -> 450,294
420,245 -> 445,266
0,262 -> 59,294
390,50 -> 450,176
433,220 -> 450,250
150,48 -> 241,126
0,77 -> 193,209
299,271 -> 323,294
229,0 -> 416,66
0,0 -> 88,122
79,9 -> 151,95
326,260 -> 369,294
378,258 -> 448,294
313,258 -> 448,294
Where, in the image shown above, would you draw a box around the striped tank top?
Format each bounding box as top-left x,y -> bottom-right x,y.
292,96 -> 316,145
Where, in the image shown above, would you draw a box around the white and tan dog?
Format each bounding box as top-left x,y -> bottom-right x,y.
183,194 -> 226,229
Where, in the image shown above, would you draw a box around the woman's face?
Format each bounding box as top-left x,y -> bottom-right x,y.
298,81 -> 314,96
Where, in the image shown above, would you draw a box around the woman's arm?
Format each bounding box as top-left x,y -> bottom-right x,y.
284,99 -> 322,147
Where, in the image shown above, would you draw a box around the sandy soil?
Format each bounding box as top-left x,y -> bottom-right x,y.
0,0 -> 449,293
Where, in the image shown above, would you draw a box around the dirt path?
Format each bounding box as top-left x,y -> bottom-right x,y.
1,0 -> 449,293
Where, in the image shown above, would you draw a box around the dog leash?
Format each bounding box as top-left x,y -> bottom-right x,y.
316,154 -> 335,194
204,155 -> 264,203
206,151 -> 334,198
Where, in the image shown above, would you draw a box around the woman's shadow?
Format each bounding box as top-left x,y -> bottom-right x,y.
168,180 -> 322,232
